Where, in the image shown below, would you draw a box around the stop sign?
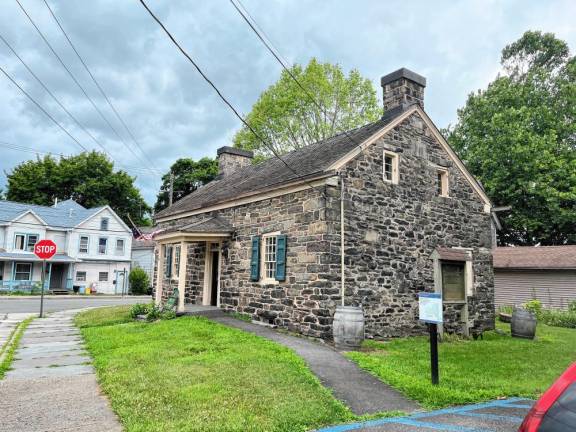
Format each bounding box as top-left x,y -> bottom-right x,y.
34,239 -> 57,260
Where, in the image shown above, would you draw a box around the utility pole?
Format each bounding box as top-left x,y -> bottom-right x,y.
169,171 -> 174,207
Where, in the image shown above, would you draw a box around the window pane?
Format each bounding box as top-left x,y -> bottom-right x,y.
384,156 -> 393,181
116,239 -> 124,254
98,238 -> 107,254
99,272 -> 108,282
26,235 -> 39,252
442,263 -> 465,301
15,263 -> 32,280
15,235 -> 25,250
263,236 -> 277,280
100,218 -> 109,231
79,236 -> 89,253
76,272 -> 86,281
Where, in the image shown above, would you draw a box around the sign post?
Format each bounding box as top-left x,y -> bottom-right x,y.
418,292 -> 443,385
34,239 -> 57,318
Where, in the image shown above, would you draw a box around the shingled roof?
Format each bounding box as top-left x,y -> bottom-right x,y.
493,246 -> 576,270
156,106 -> 408,220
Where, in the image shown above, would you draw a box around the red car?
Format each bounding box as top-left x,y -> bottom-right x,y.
519,362 -> 576,431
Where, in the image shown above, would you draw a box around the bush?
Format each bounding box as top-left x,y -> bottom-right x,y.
538,309 -> 576,329
129,303 -> 152,318
522,299 -> 543,315
568,300 -> 576,313
129,268 -> 150,295
146,304 -> 162,322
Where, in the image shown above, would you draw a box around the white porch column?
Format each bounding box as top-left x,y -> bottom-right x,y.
177,242 -> 188,313
155,243 -> 164,305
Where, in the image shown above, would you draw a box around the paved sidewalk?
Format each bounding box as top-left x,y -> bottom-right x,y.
0,310 -> 122,432
0,313 -> 34,350
316,397 -> 534,431
212,316 -> 420,415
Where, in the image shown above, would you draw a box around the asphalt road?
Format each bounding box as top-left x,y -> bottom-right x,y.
317,398 -> 533,432
0,296 -> 151,314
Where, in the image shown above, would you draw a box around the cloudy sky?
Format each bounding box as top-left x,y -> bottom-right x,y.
0,0 -> 574,206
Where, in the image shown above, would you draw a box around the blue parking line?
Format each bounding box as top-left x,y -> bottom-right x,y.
316,398 -> 533,432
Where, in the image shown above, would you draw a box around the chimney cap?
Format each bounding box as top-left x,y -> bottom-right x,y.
381,68 -> 426,88
217,146 -> 253,158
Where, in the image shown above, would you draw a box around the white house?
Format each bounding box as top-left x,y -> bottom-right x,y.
0,199 -> 132,294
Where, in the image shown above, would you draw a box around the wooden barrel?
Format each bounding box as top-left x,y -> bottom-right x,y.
333,306 -> 364,350
511,308 -> 537,339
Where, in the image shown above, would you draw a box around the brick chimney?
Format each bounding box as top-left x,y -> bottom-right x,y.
380,68 -> 426,113
217,146 -> 253,177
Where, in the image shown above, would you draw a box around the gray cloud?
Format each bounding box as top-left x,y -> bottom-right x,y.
0,0 -> 574,204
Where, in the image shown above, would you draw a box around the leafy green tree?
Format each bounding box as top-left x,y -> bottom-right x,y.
6,152 -> 152,225
154,157 -> 218,212
447,31 -> 576,246
129,267 -> 150,295
233,58 -> 381,157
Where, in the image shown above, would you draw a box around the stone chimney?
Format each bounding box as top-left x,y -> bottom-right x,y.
380,68 -> 426,113
217,146 -> 253,177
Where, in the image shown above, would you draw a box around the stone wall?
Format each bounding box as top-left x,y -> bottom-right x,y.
184,242 -> 206,304
325,112 -> 494,338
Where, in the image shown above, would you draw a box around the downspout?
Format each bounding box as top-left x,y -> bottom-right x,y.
340,173 -> 345,307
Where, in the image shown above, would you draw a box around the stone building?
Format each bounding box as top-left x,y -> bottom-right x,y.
153,68 -> 497,340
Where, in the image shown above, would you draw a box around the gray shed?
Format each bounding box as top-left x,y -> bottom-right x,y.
493,246 -> 576,310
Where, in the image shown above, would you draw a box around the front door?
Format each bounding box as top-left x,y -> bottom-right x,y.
209,244 -> 219,306
49,264 -> 64,289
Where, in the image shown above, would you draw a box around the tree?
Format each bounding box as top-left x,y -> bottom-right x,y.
129,267 -> 150,295
233,58 -> 381,157
447,31 -> 576,246
154,157 -> 218,212
6,152 -> 152,225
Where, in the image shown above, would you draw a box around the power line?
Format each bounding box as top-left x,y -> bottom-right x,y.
229,0 -> 366,156
138,0 -> 330,201
14,0 -> 157,174
41,0 -> 157,169
0,64 -> 88,152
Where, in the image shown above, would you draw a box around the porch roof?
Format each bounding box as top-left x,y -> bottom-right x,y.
0,252 -> 79,263
154,216 -> 233,242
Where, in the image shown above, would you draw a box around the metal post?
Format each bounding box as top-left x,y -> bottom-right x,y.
39,260 -> 46,318
122,268 -> 127,297
169,172 -> 174,207
340,174 -> 345,307
429,323 -> 439,385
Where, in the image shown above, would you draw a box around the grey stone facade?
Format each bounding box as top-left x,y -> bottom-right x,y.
153,110 -> 494,340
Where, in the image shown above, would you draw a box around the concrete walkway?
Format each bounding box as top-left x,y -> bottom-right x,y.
0,310 -> 122,432
211,316 -> 420,415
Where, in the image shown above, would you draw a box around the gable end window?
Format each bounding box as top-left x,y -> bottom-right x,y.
79,236 -> 89,254
437,169 -> 449,197
383,151 -> 399,184
100,218 -> 109,231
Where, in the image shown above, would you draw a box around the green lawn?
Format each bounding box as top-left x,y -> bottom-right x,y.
347,321 -> 576,409
76,307 -> 352,432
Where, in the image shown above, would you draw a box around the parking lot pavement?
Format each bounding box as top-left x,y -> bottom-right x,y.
316,398 -> 534,432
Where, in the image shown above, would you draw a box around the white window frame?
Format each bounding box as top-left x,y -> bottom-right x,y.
26,234 -> 39,252
14,234 -> 26,251
163,245 -> 173,279
261,232 -> 280,283
383,150 -> 399,184
100,217 -> 109,231
79,236 -> 89,254
173,245 -> 181,279
115,238 -> 125,255
437,169 -> 449,197
98,237 -> 108,255
14,262 -> 32,281
76,271 -> 87,282
98,272 -> 109,282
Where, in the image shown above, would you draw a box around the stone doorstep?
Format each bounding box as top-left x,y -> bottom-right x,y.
6,364 -> 94,379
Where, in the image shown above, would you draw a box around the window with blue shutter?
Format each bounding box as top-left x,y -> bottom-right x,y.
275,235 -> 287,281
250,236 -> 260,281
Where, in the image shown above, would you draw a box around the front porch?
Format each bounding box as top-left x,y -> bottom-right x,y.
154,217 -> 233,313
0,253 -> 79,294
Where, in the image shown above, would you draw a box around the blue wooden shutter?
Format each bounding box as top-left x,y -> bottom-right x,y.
275,235 -> 287,281
250,236 -> 260,281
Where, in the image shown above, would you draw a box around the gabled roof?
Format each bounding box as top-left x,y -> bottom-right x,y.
162,217 -> 233,235
0,199 -> 107,229
493,246 -> 576,270
156,103 -> 492,221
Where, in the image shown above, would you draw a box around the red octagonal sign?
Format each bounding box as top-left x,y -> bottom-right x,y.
34,239 -> 57,260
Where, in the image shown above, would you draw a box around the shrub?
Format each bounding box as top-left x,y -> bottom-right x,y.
129,303 -> 151,318
160,310 -> 177,320
522,299 -> 543,316
146,304 -> 162,322
568,300 -> 576,313
129,267 -> 150,295
538,309 -> 576,329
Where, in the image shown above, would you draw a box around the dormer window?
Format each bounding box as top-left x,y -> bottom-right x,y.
100,218 -> 109,231
383,151 -> 399,184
